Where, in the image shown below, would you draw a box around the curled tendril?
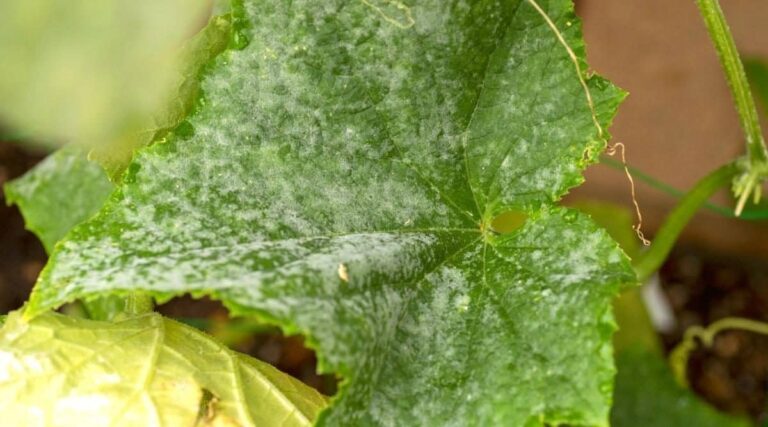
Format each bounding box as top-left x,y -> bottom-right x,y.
669,317 -> 768,388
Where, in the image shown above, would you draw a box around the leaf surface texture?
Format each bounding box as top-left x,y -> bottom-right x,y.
0,312 -> 327,426
29,1 -> 633,424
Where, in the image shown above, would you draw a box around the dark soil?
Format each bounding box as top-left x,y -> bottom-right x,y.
0,141 -> 46,314
659,247 -> 768,422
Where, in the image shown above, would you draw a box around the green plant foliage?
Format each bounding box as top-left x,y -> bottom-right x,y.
601,157 -> 768,221
4,146 -> 113,253
575,201 -> 750,426
0,311 -> 327,426
4,147 -> 125,321
611,349 -> 751,427
695,0 -> 768,218
0,0 -> 210,149
572,202 -> 659,352
88,12 -> 235,181
695,0 -> 766,166
23,1 -> 636,424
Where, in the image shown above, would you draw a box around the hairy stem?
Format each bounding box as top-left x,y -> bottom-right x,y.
633,162 -> 739,283
696,0 -> 768,165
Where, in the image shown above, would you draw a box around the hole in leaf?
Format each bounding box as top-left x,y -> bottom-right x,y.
490,210 -> 528,235
196,388 -> 217,424
174,121 -> 196,140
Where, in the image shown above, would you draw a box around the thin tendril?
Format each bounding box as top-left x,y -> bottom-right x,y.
606,143 -> 651,246
670,317 -> 768,388
526,0 -> 649,245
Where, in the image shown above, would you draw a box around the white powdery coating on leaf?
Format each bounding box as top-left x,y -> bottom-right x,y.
32,1 -> 634,426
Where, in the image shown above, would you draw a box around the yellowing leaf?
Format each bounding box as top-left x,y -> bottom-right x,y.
0,311 -> 327,426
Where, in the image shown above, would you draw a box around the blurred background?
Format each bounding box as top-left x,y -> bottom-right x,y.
1,0 -> 767,423
571,0 -> 768,421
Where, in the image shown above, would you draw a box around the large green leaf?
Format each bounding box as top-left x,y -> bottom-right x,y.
0,311 -> 327,426
0,0 -> 210,149
28,0 -> 634,425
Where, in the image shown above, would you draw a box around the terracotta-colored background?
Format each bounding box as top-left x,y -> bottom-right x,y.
570,0 -> 768,259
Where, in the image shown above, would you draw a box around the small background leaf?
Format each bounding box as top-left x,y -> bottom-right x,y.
744,57 -> 768,113
611,348 -> 751,427
4,146 -> 113,253
3,145 -> 120,320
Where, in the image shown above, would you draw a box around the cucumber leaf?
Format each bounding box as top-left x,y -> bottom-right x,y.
28,1 -> 634,425
4,146 -> 113,253
0,311 -> 327,426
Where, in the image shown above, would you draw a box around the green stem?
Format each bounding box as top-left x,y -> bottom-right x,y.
602,156 -> 768,220
633,162 -> 739,283
696,0 -> 768,165
121,294 -> 154,317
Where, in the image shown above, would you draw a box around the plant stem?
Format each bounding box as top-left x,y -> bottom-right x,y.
122,294 -> 154,316
696,0 -> 768,165
602,156 -> 768,220
633,162 -> 739,283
